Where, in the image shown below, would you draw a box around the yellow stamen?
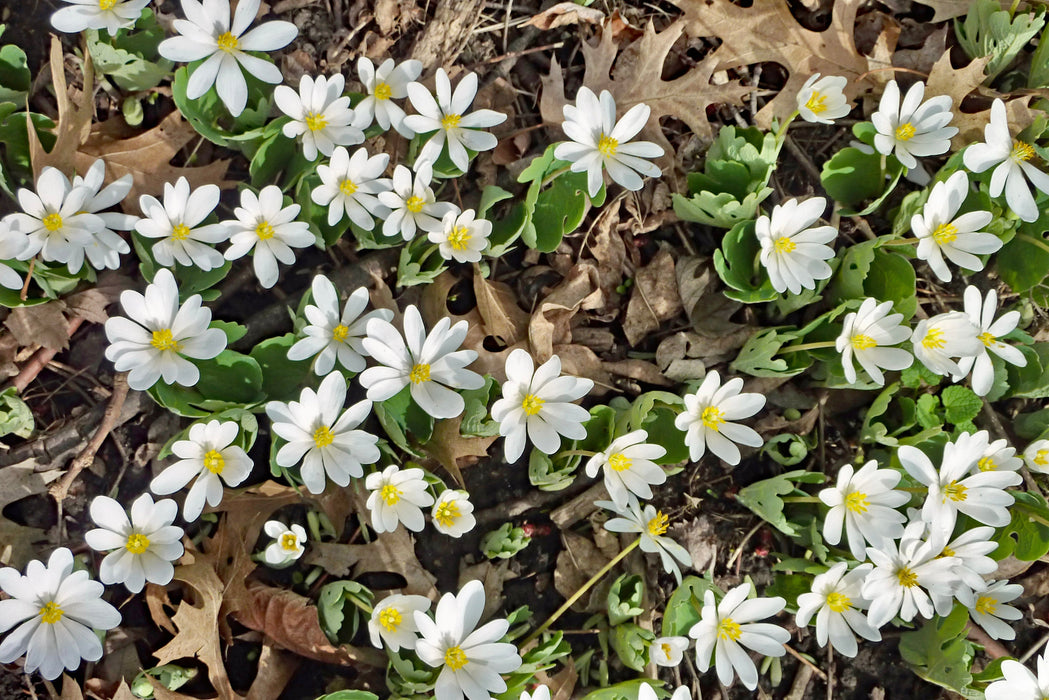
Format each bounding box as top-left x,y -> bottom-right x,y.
447,225 -> 471,251
39,601 -> 64,625
313,425 -> 335,448
845,491 -> 869,514
339,179 -> 358,196
332,324 -> 350,342
304,111 -> 328,132
171,223 -> 191,240
374,82 -> 392,101
701,406 -> 725,431
203,449 -> 225,474
125,533 -> 150,554
1034,449 -> 1048,466
932,222 -> 957,245
1011,140 -> 1036,162
280,532 -> 298,550
978,331 -> 996,347
974,596 -> 997,615
42,213 -> 63,232
608,453 -> 631,472
805,90 -> 828,115
922,327 -> 946,350
441,113 -> 462,130
405,195 -> 425,213
150,329 -> 180,352
773,236 -> 796,254
826,591 -> 851,613
381,484 -> 402,506
99,0 -> 117,9
940,545 -> 955,558
942,480 -> 968,503
216,31 -> 238,53
444,645 -> 469,670
896,566 -> 918,588
521,394 -> 544,416
255,220 -> 275,240
851,334 -> 877,350
895,123 -> 916,141
409,363 -> 431,384
977,456 -> 997,472
597,134 -> 618,157
379,606 -> 401,631
647,511 -> 670,537
660,642 -> 673,659
433,499 -> 461,527
717,617 -> 742,641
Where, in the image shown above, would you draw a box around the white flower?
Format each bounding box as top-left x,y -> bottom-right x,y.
413,579 -> 522,700
650,635 -> 690,667
871,80 -> 956,169
521,686 -> 551,700
967,580 -> 1023,640
911,311 -> 983,376
51,0 -> 151,34
674,370 -> 764,465
795,562 -> 880,658
796,74 -> 850,124
356,57 -> 422,136
429,208 -> 491,264
640,684 -> 690,700
689,583 -> 789,690
836,297 -> 913,385
0,548 -> 121,680
490,348 -> 593,463
818,460 -> 909,561
985,638 -> 1049,700
599,495 -> 692,583
311,146 -> 391,229
1024,439 -> 1049,473
963,98 -> 1049,222
911,172 -> 1000,282
899,431 -> 1020,534
971,437 -> 1023,474
286,276 -> 393,375
85,493 -> 184,593
274,74 -> 363,161
861,520 -> 957,627
585,429 -> 666,507
365,465 -> 435,534
404,68 -> 507,172
0,219 -> 27,290
135,177 -> 229,270
756,196 -> 836,295
953,286 -> 1027,396
265,371 -> 379,494
368,593 -> 430,652
71,160 -> 136,271
431,489 -> 476,538
223,185 -> 314,288
378,161 -> 457,241
158,0 -> 297,117
553,86 -> 663,198
150,419 -> 253,521
104,268 -> 227,391
360,305 -> 484,419
9,166 -> 102,273
929,524 -> 999,616
262,520 -> 306,567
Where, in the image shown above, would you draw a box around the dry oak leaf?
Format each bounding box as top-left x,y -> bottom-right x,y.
917,0 -> 1010,22
424,414 -> 499,485
528,263 -> 604,361
27,37 -> 94,178
4,300 -> 70,351
526,2 -> 605,30
473,266 -> 529,345
305,529 -> 440,599
421,271 -> 509,379
622,247 -> 682,347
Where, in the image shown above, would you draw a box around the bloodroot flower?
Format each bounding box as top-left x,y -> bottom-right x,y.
755,196 -> 836,295
85,494 -> 185,593
911,171 -> 999,282
274,74 -> 363,161
836,297 -> 913,386
796,74 -> 850,124
871,80 -> 957,169
675,370 -> 765,465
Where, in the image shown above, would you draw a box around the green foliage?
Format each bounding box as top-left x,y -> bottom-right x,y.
662,576 -> 714,636
317,580 -> 373,645
480,522 -> 531,559
314,692 -> 380,700
398,238 -> 447,287
940,386 -> 982,425
762,433 -> 810,466
172,66 -> 271,149
899,605 -> 979,698
130,664 -> 197,698
993,491 -> 1049,561
528,449 -> 577,491
713,221 -> 779,304
607,574 -> 645,626
735,470 -> 826,537
609,622 -> 654,672
579,680 -> 667,700
374,385 -> 435,456
621,391 -> 688,464
249,333 -> 314,402
0,387 -> 33,439
0,26 -> 30,104
820,141 -> 904,214
956,0 -> 1045,82
516,144 -> 606,252
86,10 -> 173,92
731,327 -> 811,377
997,231 -> 1049,306
1006,343 -> 1049,398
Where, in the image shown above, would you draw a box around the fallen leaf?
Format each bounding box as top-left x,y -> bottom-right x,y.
554,531 -> 613,612
622,247 -> 682,346
458,559 -> 516,619
526,2 -> 605,30
306,531 -> 440,599
424,414 -> 499,486
892,25 -> 948,76
5,301 -> 70,351
536,663 -> 578,700
588,198 -> 627,304
916,0 -> 1009,22
670,515 -> 718,573
27,37 -> 95,178
60,675 -> 84,700
0,460 -> 63,567
64,287 -> 116,324
473,266 -> 529,345
528,264 -> 603,361
421,272 -> 511,380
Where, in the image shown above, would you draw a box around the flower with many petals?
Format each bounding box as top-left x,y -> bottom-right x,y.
675,370 -> 765,465
796,562 -> 880,658
356,57 -> 422,136
967,580 -> 1023,641
953,286 -> 1027,396
756,197 -> 836,295
223,185 -> 314,288
797,74 -> 851,124
136,177 -> 229,270
9,166 -> 102,273
585,429 -> 666,507
818,459 -> 909,561
429,208 -> 490,263
70,159 -> 136,271
836,297 -> 913,385
599,495 -> 692,583
972,437 -> 1023,474
365,465 -> 435,534
85,494 -> 184,593
379,161 -> 457,241
311,146 -> 391,229
911,311 -> 983,377
275,74 -> 363,161
1025,439 -> 1049,473
650,636 -> 690,667
928,524 -> 999,617
51,0 -> 151,35
912,172 -> 1000,282
985,638 -> 1049,700
872,80 -> 957,169
431,489 -> 476,538
369,594 -> 430,652
262,520 -> 306,567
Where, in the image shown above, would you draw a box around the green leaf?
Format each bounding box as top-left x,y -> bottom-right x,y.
993,491 -> 1049,561
762,433 -> 809,466
609,622 -> 654,672
248,126 -> 298,187
478,185 -> 514,218
998,232 -> 1049,298
941,386 -> 982,425
730,328 -> 811,377
373,385 -> 434,455
917,393 -> 943,430
820,147 -> 885,207
525,169 -> 599,252
196,350 -> 264,404
0,386 -> 34,438
0,36 -> 30,104
528,449 -> 577,491
735,470 -> 825,536
712,221 -> 779,304
957,0 -> 1045,82
580,680 -> 667,700
827,239 -> 876,303
607,574 -> 645,626
1007,343 -> 1049,398
248,333 -> 313,402
86,29 -> 172,92
171,65 -> 270,148
480,522 -> 531,560
864,250 -> 917,319
397,238 -> 447,287
317,580 -> 373,645
662,576 -> 714,636
315,691 -> 380,700
899,605 -> 977,697
131,664 -> 197,699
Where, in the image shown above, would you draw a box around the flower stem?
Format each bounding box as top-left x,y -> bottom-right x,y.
521,538 -> 641,646
780,495 -> 822,503
1017,233 -> 1049,257
879,237 -> 920,246
775,110 -> 800,144
19,257 -> 35,301
777,340 -> 837,355
541,164 -> 573,188
552,449 -> 597,460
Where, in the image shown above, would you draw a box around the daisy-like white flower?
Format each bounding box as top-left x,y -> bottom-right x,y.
404,68 -> 507,172
9,166 -> 102,273
0,219 -> 27,290
953,286 -> 1027,396
689,583 -> 789,690
755,196 -> 836,295
51,0 -> 151,35
287,276 -> 393,375
818,459 -> 909,562
365,465 -> 435,534
985,638 -> 1049,700
311,146 -> 391,229
1024,439 -> 1049,474
158,0 -> 297,117
521,687 -> 551,700
150,419 -> 253,521
84,494 -> 184,594
972,437 -> 1023,474
378,161 -> 457,241
836,297 -> 913,385
356,57 -> 422,136
104,268 -> 227,391
585,429 -> 667,507
71,160 -> 136,271
911,171 -> 1000,282
967,580 -> 1023,640
640,684 -> 691,700
871,80 -> 957,169
796,74 -> 850,124
861,520 -> 957,627
262,520 -> 306,567
553,86 -> 663,198
265,371 -> 379,494
429,208 -> 491,264
911,311 -> 983,377
929,524 -> 999,616
0,548 -> 121,680
963,98 -> 1049,222
599,495 -> 692,583
135,177 -> 229,271
413,579 -> 522,700
431,489 -> 476,538
650,635 -> 690,667
222,186 -> 315,288
899,431 -> 1020,534
490,348 -> 593,463
674,370 -> 764,466
360,305 -> 484,419
795,562 -> 880,658
274,74 -> 363,161
368,594 -> 430,652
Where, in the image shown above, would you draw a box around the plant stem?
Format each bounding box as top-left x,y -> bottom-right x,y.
780,496 -> 822,503
521,538 -> 641,646
540,164 -> 572,188
552,449 -> 597,460
775,110 -> 800,144
778,340 -> 837,355
1017,233 -> 1049,257
1010,0 -> 1022,16
879,237 -> 920,246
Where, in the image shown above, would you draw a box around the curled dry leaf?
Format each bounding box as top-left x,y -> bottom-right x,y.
4,301 -> 70,352
473,266 -> 529,345
528,263 -> 604,361
622,247 -> 682,347
27,37 -> 94,178
425,414 -> 499,484
421,271 -> 511,379
305,530 -> 440,599
0,461 -> 63,567
526,2 -> 605,31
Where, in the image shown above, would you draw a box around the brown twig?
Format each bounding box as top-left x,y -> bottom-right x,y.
966,621 -> 1011,659
19,258 -> 35,301
783,643 -> 828,682
10,316 -> 85,393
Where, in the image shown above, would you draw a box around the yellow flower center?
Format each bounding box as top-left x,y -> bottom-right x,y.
805,90 -> 828,115
125,533 -> 150,554
895,122 -> 916,141
39,601 -> 64,625
255,220 -> 275,240
922,327 -> 946,350
647,511 -> 670,537
42,213 -> 63,232
826,591 -> 851,613
773,235 -> 797,254
597,134 -> 618,157
851,334 -> 877,350
339,179 -> 358,196
896,566 -> 919,588
1011,140 -> 1036,162
150,328 -> 180,352
216,31 -> 239,53
409,363 -> 431,384
660,642 -> 672,659
313,425 -> 335,448
717,617 -> 742,641
381,484 -> 402,506
405,195 -> 425,213
99,0 -> 117,9
441,113 -> 462,130
379,606 -> 401,631
447,225 -> 472,251
932,222 -> 958,245
521,393 -> 544,416
374,82 -> 392,101
701,406 -> 725,431
203,449 -> 225,474
1035,449 -> 1049,466
608,453 -> 631,472
940,545 -> 955,557
280,532 -> 298,550
304,111 -> 328,132
845,490 -> 869,514
943,480 -> 968,503
434,499 -> 461,527
444,645 -> 469,670
332,324 -> 350,342
172,223 -> 191,240
974,595 -> 998,615
977,456 -> 997,472
978,331 -> 996,347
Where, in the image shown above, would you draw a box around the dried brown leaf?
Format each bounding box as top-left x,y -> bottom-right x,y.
0,461 -> 63,566
473,267 -> 529,345
424,415 -> 499,485
5,301 -> 70,351
458,559 -> 516,619
916,0 -> 1009,22
528,264 -> 603,361
526,2 -> 605,30
554,531 -> 613,612
421,272 -> 511,380
27,37 -> 95,177
622,248 -> 682,347
305,531 -> 440,599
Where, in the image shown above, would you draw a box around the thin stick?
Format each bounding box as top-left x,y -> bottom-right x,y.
19,258 -> 35,301
783,643 -> 828,682
11,316 -> 85,393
